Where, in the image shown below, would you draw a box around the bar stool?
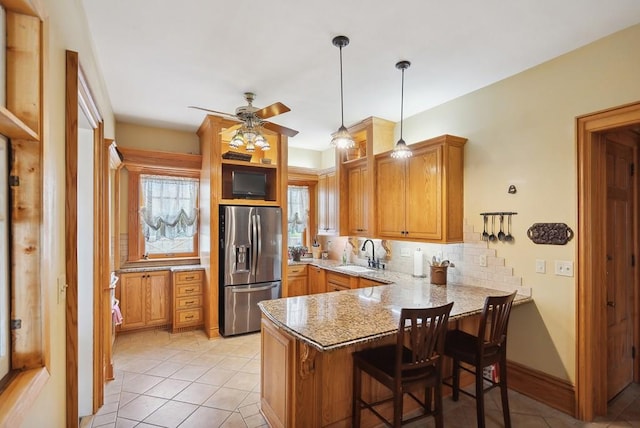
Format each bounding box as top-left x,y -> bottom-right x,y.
352,302 -> 454,427
444,291 -> 517,428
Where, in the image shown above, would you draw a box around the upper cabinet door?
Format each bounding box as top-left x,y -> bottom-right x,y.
405,144 -> 443,240
375,155 -> 406,238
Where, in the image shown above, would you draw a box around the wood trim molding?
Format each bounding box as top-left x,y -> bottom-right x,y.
0,367 -> 49,427
507,360 -> 575,416
119,146 -> 202,172
65,49 -> 80,428
576,100 -> 640,420
288,166 -> 320,180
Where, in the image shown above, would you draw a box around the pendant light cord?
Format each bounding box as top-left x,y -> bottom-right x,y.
400,67 -> 405,140
339,45 -> 345,127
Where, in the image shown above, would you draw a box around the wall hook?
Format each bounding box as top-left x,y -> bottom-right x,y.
508,185 -> 517,194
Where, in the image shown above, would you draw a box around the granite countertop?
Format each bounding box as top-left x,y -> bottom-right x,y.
259,281 -> 532,352
117,264 -> 204,274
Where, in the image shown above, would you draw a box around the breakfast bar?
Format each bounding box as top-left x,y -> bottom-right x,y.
258,281 -> 532,427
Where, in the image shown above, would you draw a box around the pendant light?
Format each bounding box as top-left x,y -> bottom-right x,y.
391,60 -> 412,159
330,35 -> 355,149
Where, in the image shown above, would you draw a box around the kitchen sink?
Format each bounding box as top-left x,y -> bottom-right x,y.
335,265 -> 375,274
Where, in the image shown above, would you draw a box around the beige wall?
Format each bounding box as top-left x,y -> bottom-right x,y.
399,23 -> 640,382
288,146 -> 323,169
116,121 -> 200,154
20,0 -> 116,426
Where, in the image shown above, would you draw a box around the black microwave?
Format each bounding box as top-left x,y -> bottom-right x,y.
232,170 -> 266,199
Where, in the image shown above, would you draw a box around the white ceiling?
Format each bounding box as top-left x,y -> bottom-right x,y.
82,0 -> 640,151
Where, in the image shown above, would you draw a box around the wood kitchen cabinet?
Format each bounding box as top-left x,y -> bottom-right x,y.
325,271 -> 358,292
337,117 -> 395,237
118,270 -> 171,331
172,269 -> 204,332
358,277 -> 387,288
286,264 -> 308,297
376,134 -> 467,243
347,162 -> 370,236
308,264 -> 326,294
317,170 -> 337,235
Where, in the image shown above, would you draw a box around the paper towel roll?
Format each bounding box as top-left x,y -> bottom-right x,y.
413,249 -> 424,277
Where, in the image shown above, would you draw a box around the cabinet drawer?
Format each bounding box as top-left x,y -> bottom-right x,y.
176,283 -> 202,297
326,271 -> 351,289
176,308 -> 203,325
176,295 -> 202,309
287,264 -> 307,277
359,278 -> 387,288
175,270 -> 203,284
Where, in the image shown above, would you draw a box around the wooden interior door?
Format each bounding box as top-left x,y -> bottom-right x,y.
605,131 -> 636,400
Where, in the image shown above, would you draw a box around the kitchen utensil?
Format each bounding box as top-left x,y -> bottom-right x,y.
505,214 -> 514,242
482,215 -> 489,241
498,215 -> 506,241
489,215 -> 497,242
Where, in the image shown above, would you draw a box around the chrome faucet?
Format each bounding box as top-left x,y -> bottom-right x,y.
361,239 -> 382,269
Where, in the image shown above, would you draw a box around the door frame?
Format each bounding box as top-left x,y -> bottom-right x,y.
65,50 -> 109,425
576,101 -> 640,420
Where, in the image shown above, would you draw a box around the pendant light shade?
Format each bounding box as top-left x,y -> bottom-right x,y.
330,35 -> 355,149
391,60 -> 412,159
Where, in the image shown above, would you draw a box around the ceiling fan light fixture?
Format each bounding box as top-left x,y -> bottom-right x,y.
245,141 -> 256,152
230,131 -> 244,148
254,133 -> 266,148
261,140 -> 271,151
391,60 -> 412,159
331,35 -> 354,150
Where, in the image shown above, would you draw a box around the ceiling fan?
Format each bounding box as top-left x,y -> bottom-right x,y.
189,92 -> 298,138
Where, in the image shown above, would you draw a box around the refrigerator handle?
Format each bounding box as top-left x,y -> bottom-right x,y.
255,214 -> 262,276
251,214 -> 258,276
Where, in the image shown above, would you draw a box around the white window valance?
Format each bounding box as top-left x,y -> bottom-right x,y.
139,175 -> 199,242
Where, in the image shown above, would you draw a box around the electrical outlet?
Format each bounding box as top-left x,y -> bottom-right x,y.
554,260 -> 574,277
479,254 -> 487,267
400,248 -> 410,257
535,259 -> 546,274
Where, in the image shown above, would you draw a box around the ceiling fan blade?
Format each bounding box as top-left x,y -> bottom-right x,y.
188,105 -> 237,119
263,121 -> 299,137
254,102 -> 291,120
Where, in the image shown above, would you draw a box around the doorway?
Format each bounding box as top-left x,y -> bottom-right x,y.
65,50 -> 110,427
577,101 -> 640,420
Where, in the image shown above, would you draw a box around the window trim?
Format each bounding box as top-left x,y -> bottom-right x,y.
120,147 -> 202,262
0,2 -> 47,426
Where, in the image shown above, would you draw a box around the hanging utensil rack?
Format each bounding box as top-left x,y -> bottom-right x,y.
479,212 -> 518,216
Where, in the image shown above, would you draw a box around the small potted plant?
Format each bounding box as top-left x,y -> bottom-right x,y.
289,245 -> 307,262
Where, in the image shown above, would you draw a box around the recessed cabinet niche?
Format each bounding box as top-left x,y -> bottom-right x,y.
221,161 -> 278,202
375,134 -> 466,243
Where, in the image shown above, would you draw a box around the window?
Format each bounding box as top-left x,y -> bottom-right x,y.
138,174 -> 199,258
287,185 -> 309,247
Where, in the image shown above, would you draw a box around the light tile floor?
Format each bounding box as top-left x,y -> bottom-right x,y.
86,328 -> 640,427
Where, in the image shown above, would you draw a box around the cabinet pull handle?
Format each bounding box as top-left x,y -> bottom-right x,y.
185,288 -> 194,292
185,315 -> 194,319
184,276 -> 195,280
185,301 -> 195,305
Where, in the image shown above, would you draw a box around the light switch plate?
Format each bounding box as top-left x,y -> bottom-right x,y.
535,259 -> 546,274
554,260 -> 574,277
479,255 -> 488,267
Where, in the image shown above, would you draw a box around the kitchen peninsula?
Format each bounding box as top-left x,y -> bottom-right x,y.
258,273 -> 531,427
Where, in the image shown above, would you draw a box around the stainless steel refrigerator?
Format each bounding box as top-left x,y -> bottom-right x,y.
219,205 -> 282,336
